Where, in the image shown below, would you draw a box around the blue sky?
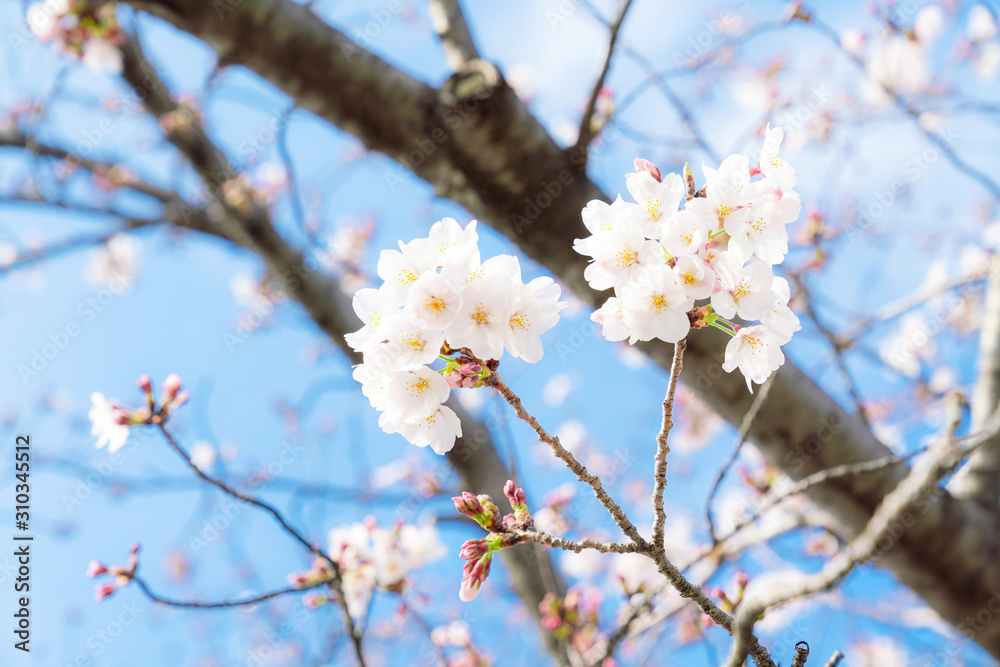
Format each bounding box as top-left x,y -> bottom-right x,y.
1,0 -> 999,665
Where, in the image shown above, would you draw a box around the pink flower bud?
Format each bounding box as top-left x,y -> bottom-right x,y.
136,375 -> 152,394
161,374 -> 183,402
171,392 -> 190,409
735,572 -> 749,589
113,410 -> 133,425
541,616 -> 562,630
287,572 -> 310,587
94,583 -> 116,602
633,158 -> 662,182
459,539 -> 490,561
304,593 -> 328,608
459,576 -> 481,602
87,561 -> 108,578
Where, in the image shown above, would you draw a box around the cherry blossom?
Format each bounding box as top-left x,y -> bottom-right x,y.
711,252 -> 775,321
349,218 -> 565,451
618,265 -> 694,343
722,325 -> 787,392
88,393 -> 131,453
574,139 -> 802,391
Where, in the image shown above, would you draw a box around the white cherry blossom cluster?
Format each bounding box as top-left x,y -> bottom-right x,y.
348,218 -> 566,453
291,520 -> 445,617
575,125 -> 802,391
26,0 -> 125,73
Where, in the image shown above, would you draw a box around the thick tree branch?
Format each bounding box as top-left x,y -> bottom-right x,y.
950,259 -> 1000,504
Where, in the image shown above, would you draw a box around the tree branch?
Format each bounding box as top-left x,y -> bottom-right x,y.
428,0 -> 481,72
572,0 -> 635,155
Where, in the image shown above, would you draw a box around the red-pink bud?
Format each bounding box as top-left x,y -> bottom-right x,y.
541,616 -> 562,630
87,561 -> 108,578
633,158 -> 662,182
137,375 -> 152,394
161,374 -> 183,402
94,583 -> 116,602
459,539 -> 490,561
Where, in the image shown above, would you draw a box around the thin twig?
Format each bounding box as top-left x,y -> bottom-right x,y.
511,529 -> 641,554
156,424 -> 368,667
706,374 -> 775,543
823,651 -> 845,667
572,0 -> 636,155
651,339 -> 686,553
487,370 -> 646,546
724,393 -> 979,667
133,575 -> 328,609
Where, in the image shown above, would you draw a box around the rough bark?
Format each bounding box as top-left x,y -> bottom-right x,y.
117,0 -> 1000,657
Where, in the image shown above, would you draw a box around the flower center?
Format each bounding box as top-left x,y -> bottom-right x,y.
645,196 -> 660,220
399,269 -> 418,285
651,294 -> 667,313
473,304 -> 492,324
615,249 -> 637,268
510,314 -> 530,330
424,296 -> 445,314
408,379 -> 428,397
401,333 -> 424,350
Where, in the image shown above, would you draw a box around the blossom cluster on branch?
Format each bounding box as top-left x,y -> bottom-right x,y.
347,218 -> 566,453
27,0 -> 124,72
290,518 -> 445,617
88,374 -> 188,453
575,126 -> 802,391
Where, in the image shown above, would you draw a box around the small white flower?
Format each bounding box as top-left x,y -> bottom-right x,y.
406,272 -> 463,330
82,40 -> 124,74
662,209 -> 710,258
619,265 -> 693,343
383,367 -> 450,424
725,193 -> 799,265
425,218 -> 480,268
758,123 -> 797,193
674,255 -> 716,300
722,324 -> 786,392
761,277 -> 801,344
345,287 -> 397,353
968,5 -> 998,42
86,234 -> 140,288
711,251 -> 774,321
376,240 -> 433,302
622,170 -> 685,239
382,315 -> 445,371
399,406 -> 462,454
444,278 -> 509,360
89,393 -> 130,453
580,224 -> 664,292
190,441 -> 217,471
591,297 -> 629,342
504,276 -> 566,362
